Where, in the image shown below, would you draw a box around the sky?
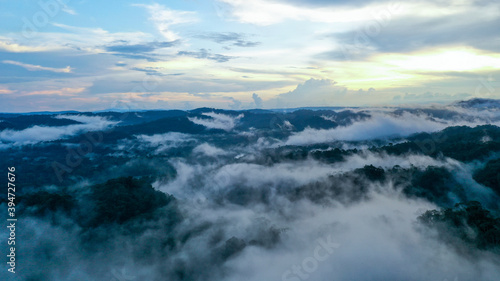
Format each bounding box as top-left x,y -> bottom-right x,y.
0,0 -> 499,112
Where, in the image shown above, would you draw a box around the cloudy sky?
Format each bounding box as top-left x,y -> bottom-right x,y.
0,0 -> 499,112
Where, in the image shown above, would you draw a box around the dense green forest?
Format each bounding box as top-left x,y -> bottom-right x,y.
1,102 -> 500,280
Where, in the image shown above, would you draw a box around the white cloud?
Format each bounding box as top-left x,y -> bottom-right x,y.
134,132 -> 195,153
252,93 -> 263,108
216,0 -> 390,26
60,2 -> 77,15
189,112 -> 244,131
22,87 -> 85,96
393,92 -> 471,104
0,39 -> 52,53
164,150 -> 459,197
224,191 -> 499,281
1,24 -> 157,55
135,3 -> 197,41
212,160 -> 334,190
216,0 -> 471,26
153,144 -> 500,281
285,110 -> 500,146
337,150 -> 462,173
2,60 -> 72,73
0,87 -> 14,94
193,143 -> 228,157
271,78 -> 347,108
0,115 -> 115,145
50,23 -> 155,52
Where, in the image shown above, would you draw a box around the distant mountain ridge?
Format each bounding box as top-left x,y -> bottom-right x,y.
1,98 -> 499,115
454,98 -> 500,109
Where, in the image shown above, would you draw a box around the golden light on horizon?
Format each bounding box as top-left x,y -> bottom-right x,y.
379,47 -> 500,72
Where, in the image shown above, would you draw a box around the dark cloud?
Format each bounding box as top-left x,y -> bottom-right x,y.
102,40 -> 179,62
111,53 -> 160,62
196,32 -> 261,47
131,67 -> 165,76
196,32 -> 241,43
105,40 -> 179,54
323,14 -> 500,61
178,49 -> 234,63
233,40 -> 260,47
62,42 -> 160,61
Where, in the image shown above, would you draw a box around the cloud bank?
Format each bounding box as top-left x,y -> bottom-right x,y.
0,115 -> 115,145
189,112 -> 244,131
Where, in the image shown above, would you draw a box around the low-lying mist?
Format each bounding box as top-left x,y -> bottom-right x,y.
1,99 -> 500,281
